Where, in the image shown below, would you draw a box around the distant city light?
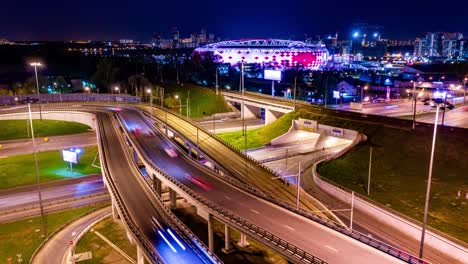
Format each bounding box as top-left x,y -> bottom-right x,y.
373,33 -> 379,37
353,32 -> 359,37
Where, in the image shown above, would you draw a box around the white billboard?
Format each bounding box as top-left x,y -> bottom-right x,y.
264,70 -> 282,81
62,150 -> 78,164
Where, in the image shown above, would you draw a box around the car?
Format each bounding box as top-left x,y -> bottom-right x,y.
132,127 -> 141,135
164,148 -> 178,158
185,173 -> 214,191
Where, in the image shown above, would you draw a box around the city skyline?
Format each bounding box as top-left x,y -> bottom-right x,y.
1,0 -> 467,41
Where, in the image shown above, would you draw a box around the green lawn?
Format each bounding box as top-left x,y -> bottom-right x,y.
75,216 -> 137,264
218,108 -> 467,242
218,111 -> 295,150
0,146 -> 101,189
311,112 -> 468,243
0,203 -> 107,263
162,83 -> 231,118
0,119 -> 91,141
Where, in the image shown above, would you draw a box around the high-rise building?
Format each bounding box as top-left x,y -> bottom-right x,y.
414,32 -> 463,58
199,29 -> 207,44
171,27 -> 180,49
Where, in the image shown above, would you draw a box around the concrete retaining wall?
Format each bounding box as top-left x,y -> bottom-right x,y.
0,111 -> 96,130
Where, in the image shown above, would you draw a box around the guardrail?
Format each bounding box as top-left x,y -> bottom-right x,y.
122,111 -> 327,264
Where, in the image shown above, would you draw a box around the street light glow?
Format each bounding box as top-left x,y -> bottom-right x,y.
175,95 -> 179,99
147,88 -> 152,94
30,62 -> 42,67
115,86 -> 119,91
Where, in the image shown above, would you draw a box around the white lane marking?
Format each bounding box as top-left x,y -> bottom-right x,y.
167,229 -> 186,251
283,225 -> 295,231
158,230 -> 177,253
250,209 -> 260,214
224,196 -> 232,200
325,245 -> 338,252
152,216 -> 163,230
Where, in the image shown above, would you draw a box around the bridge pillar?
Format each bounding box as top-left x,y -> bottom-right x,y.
153,176 -> 162,197
187,143 -> 192,157
208,214 -> 214,252
242,104 -> 260,119
221,224 -> 235,254
137,245 -> 144,264
237,233 -> 249,248
169,188 -> 177,209
111,198 -> 120,220
265,109 -> 282,124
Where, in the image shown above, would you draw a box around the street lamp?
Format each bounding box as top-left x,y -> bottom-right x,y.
419,102 -> 441,259
147,89 -> 153,119
360,85 -> 368,104
463,76 -> 467,105
84,86 -> 90,101
28,102 -> 47,237
30,62 -> 43,122
175,94 -> 181,115
215,65 -> 219,95
115,86 -> 120,94
411,80 -> 422,130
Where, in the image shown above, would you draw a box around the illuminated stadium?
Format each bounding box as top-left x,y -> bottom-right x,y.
194,39 -> 329,70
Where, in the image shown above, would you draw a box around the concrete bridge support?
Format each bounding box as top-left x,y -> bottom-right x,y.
111,198 -> 120,220
136,246 -> 145,264
265,109 -> 283,124
208,214 -> 214,252
222,225 -> 235,254
153,176 -> 162,197
169,188 -> 177,209
242,104 -> 261,119
237,233 -> 250,248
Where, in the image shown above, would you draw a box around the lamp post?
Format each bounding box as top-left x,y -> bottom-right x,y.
412,80 -> 418,130
28,103 -> 46,237
215,65 -> 219,95
147,89 -> 153,119
84,86 -> 90,101
463,76 -> 467,105
419,103 -> 440,259
360,85 -> 368,103
30,62 -> 43,122
115,86 -> 120,94
293,77 -> 297,111
296,161 -> 305,210
175,95 -> 181,115
241,62 -> 245,136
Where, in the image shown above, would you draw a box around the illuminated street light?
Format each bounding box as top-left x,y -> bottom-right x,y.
29,61 -> 43,122
175,95 -> 181,115
115,86 -> 120,94
147,89 -> 153,119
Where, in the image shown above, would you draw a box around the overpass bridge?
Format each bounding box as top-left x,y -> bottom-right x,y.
0,102 -> 425,264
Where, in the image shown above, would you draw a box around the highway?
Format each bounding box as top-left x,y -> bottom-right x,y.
198,118 -> 264,133
0,132 -> 96,156
119,107 -> 404,263
97,112 -> 216,264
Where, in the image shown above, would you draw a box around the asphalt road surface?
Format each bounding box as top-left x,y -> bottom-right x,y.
0,132 -> 96,157
120,107 -> 404,263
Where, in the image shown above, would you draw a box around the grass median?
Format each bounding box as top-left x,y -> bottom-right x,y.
0,146 -> 100,189
0,119 -> 91,141
162,83 -> 231,118
0,203 -> 107,263
75,216 -> 137,264
218,111 -> 295,150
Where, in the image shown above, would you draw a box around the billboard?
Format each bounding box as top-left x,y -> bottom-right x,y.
62,149 -> 78,164
264,70 -> 282,81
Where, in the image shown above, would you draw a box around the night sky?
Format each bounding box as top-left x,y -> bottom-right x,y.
1,0 -> 467,41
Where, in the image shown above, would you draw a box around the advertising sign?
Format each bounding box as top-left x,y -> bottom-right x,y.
331,128 -> 344,137
298,118 -> 317,131
62,150 -> 78,164
264,70 -> 282,81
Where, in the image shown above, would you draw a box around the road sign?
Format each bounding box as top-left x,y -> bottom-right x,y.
69,240 -> 74,245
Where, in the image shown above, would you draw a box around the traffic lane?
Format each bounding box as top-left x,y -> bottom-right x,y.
99,113 -> 210,264
0,180 -> 104,209
120,109 -> 402,264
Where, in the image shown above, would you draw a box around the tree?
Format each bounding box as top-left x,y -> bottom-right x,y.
128,74 -> 149,96
91,59 -> 120,93
23,75 -> 47,94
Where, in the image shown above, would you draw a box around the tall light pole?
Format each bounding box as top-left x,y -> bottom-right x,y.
293,77 -> 297,111
296,161 -> 305,210
419,103 -> 440,259
360,85 -> 368,103
215,65 -> 219,95
412,80 -> 418,130
30,62 -> 43,122
147,89 -> 153,119
241,62 -> 245,136
463,76 -> 467,105
175,95 -> 181,115
115,86 -> 120,94
28,103 -> 46,237
84,86 -> 90,102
